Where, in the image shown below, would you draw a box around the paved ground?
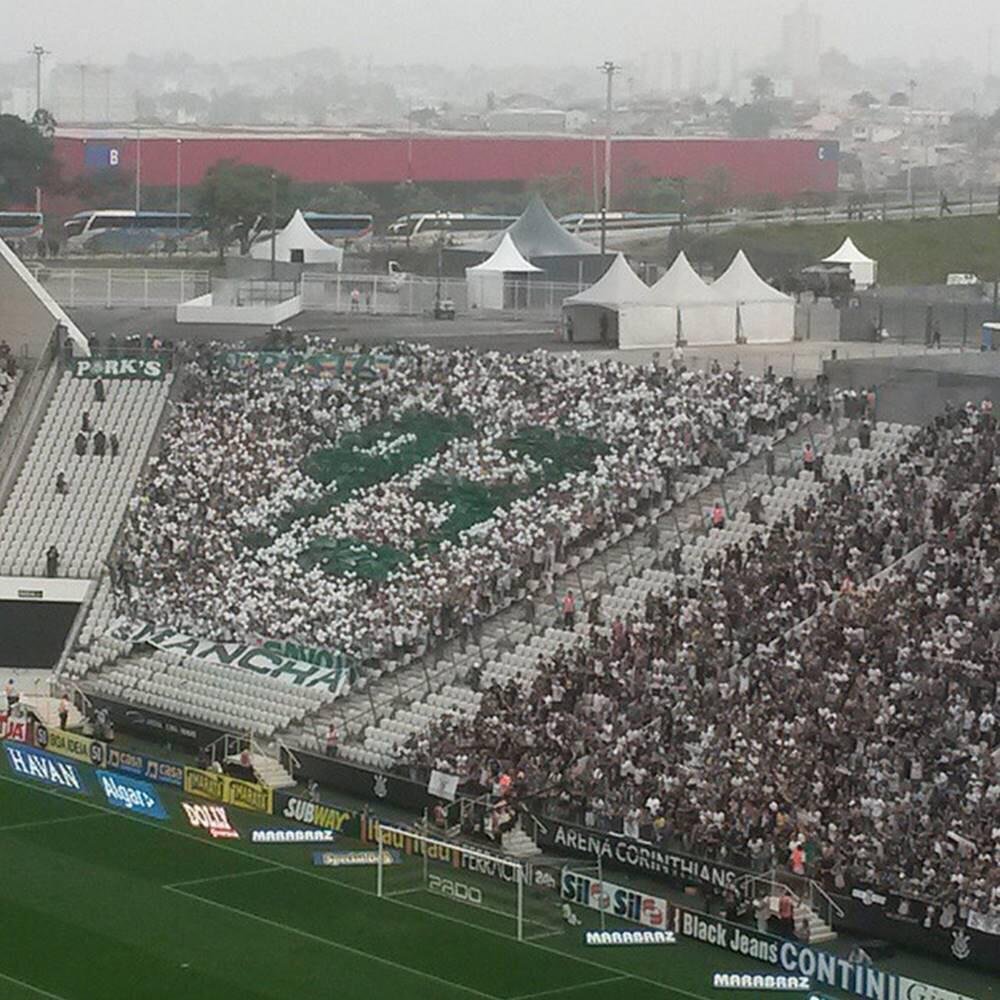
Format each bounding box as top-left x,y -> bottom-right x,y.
66,305 -> 972,379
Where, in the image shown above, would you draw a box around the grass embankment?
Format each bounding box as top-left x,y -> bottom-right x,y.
633,214 -> 1000,286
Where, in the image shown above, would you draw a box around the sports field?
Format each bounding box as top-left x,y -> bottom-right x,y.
0,764 -> 994,1000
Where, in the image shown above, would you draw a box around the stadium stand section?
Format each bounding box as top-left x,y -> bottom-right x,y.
0,371 -> 171,578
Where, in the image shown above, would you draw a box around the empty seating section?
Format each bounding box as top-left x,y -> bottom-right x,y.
0,372 -> 171,578
339,420 -> 917,769
0,370 -> 20,429
88,650 -> 336,737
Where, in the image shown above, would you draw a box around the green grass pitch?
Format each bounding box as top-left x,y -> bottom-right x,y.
0,764 -> 994,1000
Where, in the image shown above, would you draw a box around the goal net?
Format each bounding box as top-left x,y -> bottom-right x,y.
375,825 -> 563,942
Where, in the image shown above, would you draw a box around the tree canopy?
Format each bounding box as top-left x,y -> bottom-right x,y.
194,160 -> 291,256
0,113 -> 58,208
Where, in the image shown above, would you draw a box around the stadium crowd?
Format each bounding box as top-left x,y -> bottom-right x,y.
404,403 -> 1000,921
115,344 -> 808,662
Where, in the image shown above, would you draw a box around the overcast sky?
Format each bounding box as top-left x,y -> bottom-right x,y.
2,0 -> 996,70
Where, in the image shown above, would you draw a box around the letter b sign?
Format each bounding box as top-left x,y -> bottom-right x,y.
109,148 -> 120,166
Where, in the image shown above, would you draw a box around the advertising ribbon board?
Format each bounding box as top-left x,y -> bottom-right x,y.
96,770 -> 167,819
536,818 -> 744,895
109,619 -> 350,697
4,744 -> 87,794
560,869 -> 670,930
107,747 -> 184,788
73,357 -> 166,380
226,777 -> 273,815
183,767 -> 272,814
35,726 -> 107,768
671,907 -> 979,1000
274,792 -> 361,837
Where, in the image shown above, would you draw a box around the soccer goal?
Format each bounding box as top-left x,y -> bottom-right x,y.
374,825 -> 563,942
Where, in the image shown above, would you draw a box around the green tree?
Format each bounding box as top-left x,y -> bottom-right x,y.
850,90 -> 877,108
730,103 -> 777,138
888,91 -> 909,106
0,113 -> 57,207
194,160 -> 291,258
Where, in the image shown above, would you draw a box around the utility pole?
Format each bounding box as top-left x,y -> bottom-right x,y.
30,45 -> 50,112
135,126 -> 142,213
78,63 -> 89,121
270,171 -> 277,280
597,60 -> 620,257
175,139 -> 182,231
103,67 -> 112,121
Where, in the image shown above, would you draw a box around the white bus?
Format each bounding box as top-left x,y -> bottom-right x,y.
386,213 -> 518,247
0,211 -> 44,244
63,209 -> 202,253
558,211 -> 682,234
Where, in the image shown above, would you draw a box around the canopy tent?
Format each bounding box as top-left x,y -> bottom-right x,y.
249,209 -> 344,267
638,251 -> 737,348
562,253 -> 653,344
446,195 -> 608,283
465,232 -> 542,310
711,251 -> 795,343
823,236 -> 878,289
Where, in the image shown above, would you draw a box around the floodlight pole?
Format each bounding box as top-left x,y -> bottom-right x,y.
270,171 -> 277,280
598,61 -> 620,258
31,45 -> 49,113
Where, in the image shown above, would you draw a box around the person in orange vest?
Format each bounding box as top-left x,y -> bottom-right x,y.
790,843 -> 806,876
562,590 -> 576,629
711,502 -> 725,530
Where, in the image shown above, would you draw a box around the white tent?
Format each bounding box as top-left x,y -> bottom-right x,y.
465,232 -> 542,310
249,209 -> 344,267
641,251 -> 737,347
711,251 -> 795,344
562,254 -> 654,344
823,236 -> 878,289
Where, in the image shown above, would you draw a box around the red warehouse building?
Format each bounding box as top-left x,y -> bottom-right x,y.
53,128 -> 839,201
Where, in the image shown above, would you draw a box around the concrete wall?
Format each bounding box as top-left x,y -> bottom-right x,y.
0,239 -> 88,359
825,352 -> 1000,424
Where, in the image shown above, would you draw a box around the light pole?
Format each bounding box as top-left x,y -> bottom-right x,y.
30,45 -> 49,113
134,126 -> 142,213
78,63 -> 89,121
103,67 -> 111,121
597,60 -> 620,257
270,171 -> 277,280
175,139 -> 182,231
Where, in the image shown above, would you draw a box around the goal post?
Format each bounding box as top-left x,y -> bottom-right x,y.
374,824 -> 560,942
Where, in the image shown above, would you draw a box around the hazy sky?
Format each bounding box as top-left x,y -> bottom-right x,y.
2,0 -> 996,69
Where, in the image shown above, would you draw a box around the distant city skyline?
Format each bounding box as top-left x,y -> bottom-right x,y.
1,0 -> 996,72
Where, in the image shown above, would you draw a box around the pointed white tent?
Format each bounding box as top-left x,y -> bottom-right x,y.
465,232 -> 542,310
562,254 -> 656,344
711,251 -> 794,343
641,251 -> 737,347
823,236 -> 877,288
250,210 -> 344,267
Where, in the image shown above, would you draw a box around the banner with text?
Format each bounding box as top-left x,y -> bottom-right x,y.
183,767 -> 273,814
109,619 -> 350,697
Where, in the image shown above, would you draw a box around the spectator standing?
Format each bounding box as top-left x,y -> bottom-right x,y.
46,545 -> 60,578
4,678 -> 17,710
74,431 -> 87,456
55,471 -> 68,495
93,378 -> 106,402
93,429 -> 107,456
58,693 -> 70,730
109,433 -> 120,458
562,590 -> 576,629
711,501 -> 726,530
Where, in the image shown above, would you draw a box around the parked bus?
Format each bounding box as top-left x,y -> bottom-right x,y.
63,210 -> 203,253
0,211 -> 44,244
301,212 -> 374,249
558,211 -> 682,234
386,212 -> 518,247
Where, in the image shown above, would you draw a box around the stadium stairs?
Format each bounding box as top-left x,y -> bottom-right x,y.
0,370 -> 173,579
